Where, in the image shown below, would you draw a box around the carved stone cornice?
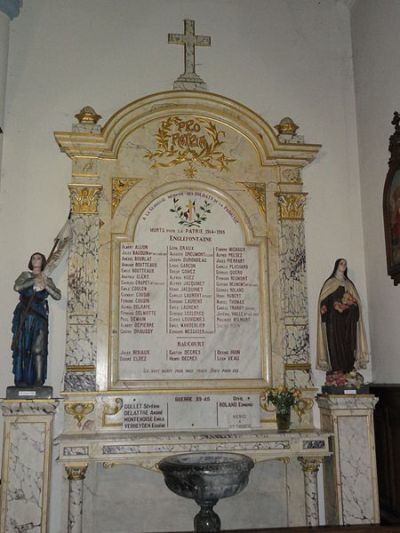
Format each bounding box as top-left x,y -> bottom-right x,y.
65,464 -> 88,481
275,192 -> 307,220
54,91 -> 321,165
68,184 -> 102,214
298,456 -> 323,473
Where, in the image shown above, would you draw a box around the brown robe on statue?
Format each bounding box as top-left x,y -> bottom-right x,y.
316,276 -> 368,373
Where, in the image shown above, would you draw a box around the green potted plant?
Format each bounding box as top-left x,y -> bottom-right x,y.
260,385 -> 302,431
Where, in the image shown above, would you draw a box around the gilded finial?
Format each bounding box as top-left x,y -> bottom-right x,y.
75,106 -> 102,125
275,117 -> 299,136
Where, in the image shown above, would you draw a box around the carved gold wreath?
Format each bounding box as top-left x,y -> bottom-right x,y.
144,116 -> 236,173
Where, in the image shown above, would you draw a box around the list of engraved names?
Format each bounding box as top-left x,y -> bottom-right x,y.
118,191 -> 262,381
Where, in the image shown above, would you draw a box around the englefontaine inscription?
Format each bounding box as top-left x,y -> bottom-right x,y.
118,190 -> 262,381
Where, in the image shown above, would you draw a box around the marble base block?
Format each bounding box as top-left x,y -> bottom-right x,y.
317,394 -> 380,525
0,400 -> 58,533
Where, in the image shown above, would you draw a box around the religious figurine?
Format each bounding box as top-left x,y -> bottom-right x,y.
11,252 -> 61,387
316,258 -> 368,385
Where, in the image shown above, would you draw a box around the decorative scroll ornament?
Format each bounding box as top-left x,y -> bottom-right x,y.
65,402 -> 95,428
68,184 -> 102,214
102,397 -> 123,427
293,397 -> 314,423
112,178 -> 140,217
276,192 -> 307,220
65,464 -> 88,481
144,116 -> 236,176
276,457 -> 291,465
240,182 -> 266,215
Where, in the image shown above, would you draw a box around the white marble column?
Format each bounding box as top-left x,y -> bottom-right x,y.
64,181 -> 102,392
317,394 -> 380,525
298,456 -> 323,526
276,184 -> 313,394
0,400 -> 58,533
65,464 -> 88,533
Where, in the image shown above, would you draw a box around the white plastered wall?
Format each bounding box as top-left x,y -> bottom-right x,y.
351,0 -> 400,382
0,1 -> 369,529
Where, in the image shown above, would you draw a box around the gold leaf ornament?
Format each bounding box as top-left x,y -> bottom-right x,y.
144,116 -> 235,174
65,402 -> 95,428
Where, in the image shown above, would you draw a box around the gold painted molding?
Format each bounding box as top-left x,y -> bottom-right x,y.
64,402 -> 95,428
65,464 -> 88,480
285,363 -> 311,371
275,192 -> 307,220
68,184 -> 102,214
239,182 -> 266,215
66,365 -> 96,373
111,178 -> 140,217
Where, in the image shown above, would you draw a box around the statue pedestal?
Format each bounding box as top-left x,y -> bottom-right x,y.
317,394 -> 380,525
6,385 -> 53,399
0,400 -> 58,533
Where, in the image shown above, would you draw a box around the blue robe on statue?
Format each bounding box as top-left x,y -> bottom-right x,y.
11,282 -> 49,386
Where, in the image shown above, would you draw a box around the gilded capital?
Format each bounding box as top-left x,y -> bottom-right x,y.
298,456 -> 323,473
276,192 -> 307,220
65,464 -> 88,481
69,184 -> 102,214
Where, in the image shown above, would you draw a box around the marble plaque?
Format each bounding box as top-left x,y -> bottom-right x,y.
117,190 -> 263,382
122,393 -> 260,431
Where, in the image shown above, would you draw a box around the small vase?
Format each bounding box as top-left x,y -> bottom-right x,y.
276,410 -> 291,431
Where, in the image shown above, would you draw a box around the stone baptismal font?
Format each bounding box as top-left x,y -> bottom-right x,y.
159,452 -> 254,532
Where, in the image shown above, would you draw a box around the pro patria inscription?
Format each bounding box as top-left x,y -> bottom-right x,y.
117,190 -> 263,383
144,116 -> 235,177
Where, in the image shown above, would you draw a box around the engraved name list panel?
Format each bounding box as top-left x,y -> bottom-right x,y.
116,189 -> 264,384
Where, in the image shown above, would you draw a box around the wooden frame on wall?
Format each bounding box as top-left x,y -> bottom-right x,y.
383,111 -> 400,285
